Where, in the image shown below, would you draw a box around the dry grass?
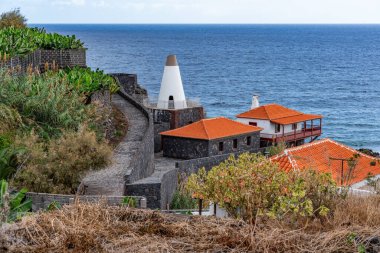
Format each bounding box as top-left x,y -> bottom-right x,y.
2,196 -> 380,252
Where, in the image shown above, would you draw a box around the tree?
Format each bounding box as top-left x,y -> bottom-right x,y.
186,153 -> 339,223
0,9 -> 27,29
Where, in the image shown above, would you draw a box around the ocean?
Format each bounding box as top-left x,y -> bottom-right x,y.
35,24 -> 380,152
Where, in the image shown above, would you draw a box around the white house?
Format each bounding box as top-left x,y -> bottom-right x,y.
157,55 -> 187,110
236,96 -> 323,147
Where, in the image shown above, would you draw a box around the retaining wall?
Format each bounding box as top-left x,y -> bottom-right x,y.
111,73 -> 148,103
116,90 -> 155,185
1,49 -> 86,73
26,192 -> 147,211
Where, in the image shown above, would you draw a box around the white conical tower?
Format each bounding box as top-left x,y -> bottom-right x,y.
157,55 -> 187,109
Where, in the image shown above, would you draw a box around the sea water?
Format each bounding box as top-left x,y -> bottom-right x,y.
35,24 -> 380,151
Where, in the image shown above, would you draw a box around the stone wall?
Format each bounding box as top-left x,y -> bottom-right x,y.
209,132 -> 261,156
160,168 -> 180,209
150,107 -> 204,152
1,49 -> 86,73
162,136 -> 209,159
124,183 -> 161,209
161,132 -> 261,160
26,192 -> 147,211
117,90 -> 155,185
111,73 -> 148,103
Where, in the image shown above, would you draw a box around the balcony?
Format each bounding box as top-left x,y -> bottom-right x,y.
260,126 -> 322,143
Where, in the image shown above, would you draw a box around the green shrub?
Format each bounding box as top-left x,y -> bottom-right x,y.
170,190 -> 197,210
122,197 -> 137,208
0,179 -> 31,224
12,128 -> 112,194
0,69 -> 116,192
0,9 -> 27,29
0,27 -> 83,58
0,69 -> 94,138
186,153 -> 339,223
57,66 -> 119,96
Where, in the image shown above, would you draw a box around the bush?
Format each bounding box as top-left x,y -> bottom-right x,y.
0,69 -> 97,138
57,67 -> 119,96
186,153 -> 339,223
0,9 -> 27,29
0,27 -> 83,58
170,190 -> 197,210
0,179 -> 31,224
12,127 -> 112,194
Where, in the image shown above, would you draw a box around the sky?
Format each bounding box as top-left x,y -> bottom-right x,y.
1,0 -> 380,24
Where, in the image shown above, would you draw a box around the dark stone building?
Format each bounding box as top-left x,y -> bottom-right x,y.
149,106 -> 205,152
161,117 -> 262,159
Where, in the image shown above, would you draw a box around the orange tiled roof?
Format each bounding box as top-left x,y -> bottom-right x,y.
236,104 -> 322,124
271,139 -> 380,186
160,117 -> 263,140
271,114 -> 323,125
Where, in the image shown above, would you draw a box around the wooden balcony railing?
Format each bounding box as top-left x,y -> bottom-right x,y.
260,126 -> 322,143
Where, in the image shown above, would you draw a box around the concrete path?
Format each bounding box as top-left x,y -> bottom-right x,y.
82,93 -> 148,196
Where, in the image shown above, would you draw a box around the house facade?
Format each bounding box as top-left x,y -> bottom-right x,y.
271,138 -> 380,188
160,117 -> 262,159
236,97 -> 322,147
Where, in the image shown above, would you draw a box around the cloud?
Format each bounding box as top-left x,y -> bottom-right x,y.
51,0 -> 86,6
2,0 -> 380,24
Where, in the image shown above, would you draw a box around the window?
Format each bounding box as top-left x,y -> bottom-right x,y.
168,96 -> 174,109
247,136 -> 251,146
275,124 -> 281,133
292,123 -> 297,130
219,142 -> 224,152
233,139 -> 238,149
249,122 -> 257,126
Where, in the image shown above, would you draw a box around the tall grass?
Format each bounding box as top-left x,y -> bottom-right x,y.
0,69 -> 91,138
2,195 -> 380,252
0,69 -> 113,191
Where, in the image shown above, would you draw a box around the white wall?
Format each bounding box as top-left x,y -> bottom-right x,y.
157,66 -> 187,109
237,118 -> 303,135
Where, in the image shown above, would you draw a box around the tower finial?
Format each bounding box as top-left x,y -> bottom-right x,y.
166,55 -> 178,66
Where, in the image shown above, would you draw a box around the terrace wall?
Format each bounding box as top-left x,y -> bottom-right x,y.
26,192 -> 147,211
116,89 -> 155,184
1,49 -> 86,73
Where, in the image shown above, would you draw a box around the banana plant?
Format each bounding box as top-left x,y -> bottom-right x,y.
0,179 -> 32,223
0,27 -> 84,58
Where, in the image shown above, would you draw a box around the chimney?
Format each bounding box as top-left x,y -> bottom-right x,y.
251,95 -> 259,109
157,55 -> 187,109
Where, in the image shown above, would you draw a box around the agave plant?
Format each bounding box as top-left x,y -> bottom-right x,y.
0,179 -> 31,223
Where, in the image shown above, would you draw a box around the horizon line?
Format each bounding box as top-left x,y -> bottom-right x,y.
29,23 -> 380,25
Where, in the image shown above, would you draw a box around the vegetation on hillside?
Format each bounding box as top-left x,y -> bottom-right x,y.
0,9 -> 27,29
0,180 -> 31,224
59,66 -> 119,96
0,27 -> 83,58
0,68 -> 117,193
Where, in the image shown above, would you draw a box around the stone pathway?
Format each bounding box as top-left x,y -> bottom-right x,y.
129,153 -> 181,184
82,93 -> 148,196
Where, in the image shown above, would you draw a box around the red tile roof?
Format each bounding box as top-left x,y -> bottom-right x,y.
271,139 -> 380,186
160,117 -> 263,140
236,104 -> 322,125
